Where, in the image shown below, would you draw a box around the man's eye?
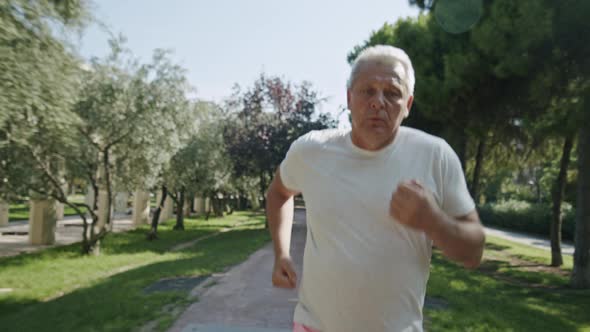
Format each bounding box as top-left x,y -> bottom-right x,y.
385,90 -> 401,99
363,88 -> 375,96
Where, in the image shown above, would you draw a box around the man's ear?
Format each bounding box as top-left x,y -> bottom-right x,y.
347,89 -> 351,110
404,95 -> 414,118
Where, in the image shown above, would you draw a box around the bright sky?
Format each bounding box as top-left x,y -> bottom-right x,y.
79,0 -> 420,128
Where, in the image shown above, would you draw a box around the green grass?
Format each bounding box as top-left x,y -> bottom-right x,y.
8,201 -> 88,222
3,211 -> 588,331
0,211 -> 270,332
426,235 -> 590,331
7,204 -> 29,221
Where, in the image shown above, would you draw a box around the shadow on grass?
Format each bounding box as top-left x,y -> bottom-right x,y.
485,242 -> 511,252
0,298 -> 40,320
0,243 -> 90,269
427,254 -> 590,331
476,259 -> 510,273
0,228 -> 270,332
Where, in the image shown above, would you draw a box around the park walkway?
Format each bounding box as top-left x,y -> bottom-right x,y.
0,214 -> 135,257
167,208 -> 307,332
484,226 -> 574,255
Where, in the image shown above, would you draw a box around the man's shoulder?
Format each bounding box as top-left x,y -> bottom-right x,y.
294,128 -> 349,148
401,126 -> 449,151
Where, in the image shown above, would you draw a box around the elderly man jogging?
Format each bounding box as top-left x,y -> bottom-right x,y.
266,45 -> 485,332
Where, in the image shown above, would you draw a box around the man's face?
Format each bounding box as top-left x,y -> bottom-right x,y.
347,61 -> 413,148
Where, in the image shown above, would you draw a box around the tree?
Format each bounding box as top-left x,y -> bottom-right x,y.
408,0 -> 590,285
0,0 -> 88,201
3,32 -> 196,253
109,47 -> 197,241
223,75 -> 336,218
348,0 -> 582,267
161,101 -> 230,230
551,0 -> 590,288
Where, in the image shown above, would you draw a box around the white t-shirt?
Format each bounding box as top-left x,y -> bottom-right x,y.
279,126 -> 475,332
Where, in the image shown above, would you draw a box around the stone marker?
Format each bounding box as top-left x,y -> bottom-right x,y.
133,190 -> 150,226
29,199 -> 57,245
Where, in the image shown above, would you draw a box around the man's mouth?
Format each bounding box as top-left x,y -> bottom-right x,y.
368,118 -> 385,123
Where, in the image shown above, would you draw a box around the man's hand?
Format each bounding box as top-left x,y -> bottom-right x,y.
390,179 -> 440,232
391,179 -> 486,268
272,256 -> 297,289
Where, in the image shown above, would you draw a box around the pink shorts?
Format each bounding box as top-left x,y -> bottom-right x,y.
293,322 -> 321,332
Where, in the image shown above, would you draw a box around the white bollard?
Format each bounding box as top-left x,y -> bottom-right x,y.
114,192 -> 129,213
132,190 -> 150,226
29,199 -> 57,245
0,200 -> 9,226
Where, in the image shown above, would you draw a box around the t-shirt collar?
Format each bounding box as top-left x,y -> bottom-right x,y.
346,127 -> 406,158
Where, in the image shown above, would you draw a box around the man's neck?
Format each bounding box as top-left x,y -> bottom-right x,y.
350,128 -> 399,151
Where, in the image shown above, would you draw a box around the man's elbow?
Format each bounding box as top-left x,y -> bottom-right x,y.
463,232 -> 486,269
266,185 -> 293,208
463,257 -> 482,269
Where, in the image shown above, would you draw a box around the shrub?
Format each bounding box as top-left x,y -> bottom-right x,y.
478,200 -> 576,241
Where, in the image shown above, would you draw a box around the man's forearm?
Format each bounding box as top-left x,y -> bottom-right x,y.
425,210 -> 485,268
266,191 -> 295,259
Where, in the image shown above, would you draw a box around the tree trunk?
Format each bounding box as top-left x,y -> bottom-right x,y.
227,194 -> 234,215
103,149 -> 113,229
572,122 -> 590,288
91,182 -> 99,211
551,134 -> 574,267
470,135 -> 487,203
237,194 -> 244,211
189,193 -> 195,213
174,188 -> 185,230
213,195 -> 223,217
260,171 -> 269,228
259,172 -> 267,211
147,186 -> 167,240
458,129 -> 468,172
205,194 -> 212,220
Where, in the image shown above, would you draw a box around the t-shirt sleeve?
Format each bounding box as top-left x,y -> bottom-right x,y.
439,142 -> 476,217
279,136 -> 305,193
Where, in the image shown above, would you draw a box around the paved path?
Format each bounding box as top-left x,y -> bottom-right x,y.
0,214 -> 135,257
484,226 -> 574,255
167,209 -> 307,332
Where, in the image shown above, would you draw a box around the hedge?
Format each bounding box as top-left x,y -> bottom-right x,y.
478,200 -> 576,241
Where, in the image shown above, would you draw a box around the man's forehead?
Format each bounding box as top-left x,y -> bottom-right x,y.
356,61 -> 406,86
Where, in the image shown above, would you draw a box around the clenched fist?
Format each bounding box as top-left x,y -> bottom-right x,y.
390,180 -> 440,232
272,256 -> 297,289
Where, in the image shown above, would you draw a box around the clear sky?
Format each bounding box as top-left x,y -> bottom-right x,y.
79,0 -> 421,128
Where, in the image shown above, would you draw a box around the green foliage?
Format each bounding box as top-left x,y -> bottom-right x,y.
0,0 -> 88,201
164,101 -> 231,198
1,22 -> 197,251
479,200 -> 576,240
0,0 -> 88,132
75,40 -> 197,193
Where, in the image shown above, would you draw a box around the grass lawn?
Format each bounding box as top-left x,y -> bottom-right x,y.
8,199 -> 88,222
2,210 -> 589,332
426,235 -> 590,331
0,211 -> 270,332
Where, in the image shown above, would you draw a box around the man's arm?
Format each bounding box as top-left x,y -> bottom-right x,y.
390,180 -> 485,269
424,209 -> 485,268
266,169 -> 300,288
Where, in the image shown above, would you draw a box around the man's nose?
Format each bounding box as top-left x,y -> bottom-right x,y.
370,91 -> 385,110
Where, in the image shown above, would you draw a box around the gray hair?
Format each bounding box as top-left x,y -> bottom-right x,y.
347,45 -> 415,96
